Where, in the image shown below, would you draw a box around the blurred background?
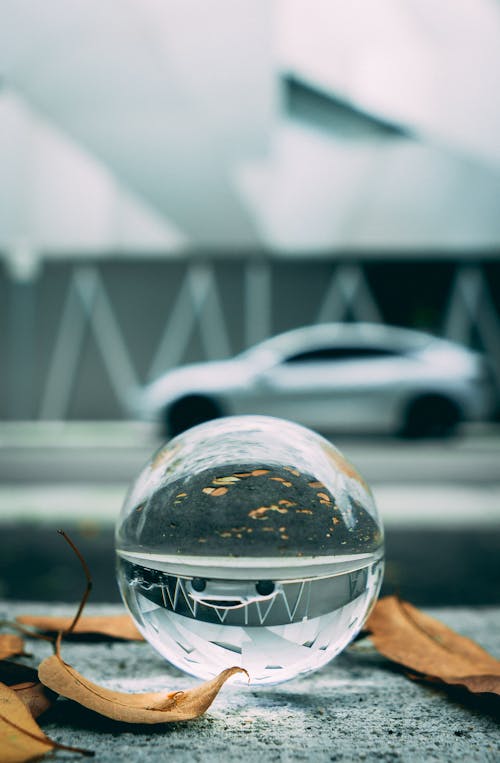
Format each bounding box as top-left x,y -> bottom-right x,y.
0,0 -> 499,605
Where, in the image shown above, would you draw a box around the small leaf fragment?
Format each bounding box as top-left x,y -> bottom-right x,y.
212,476 -> 240,485
17,614 -> 143,641
210,487 -> 228,496
0,634 -> 25,660
366,596 -> 500,695
38,654 -> 247,723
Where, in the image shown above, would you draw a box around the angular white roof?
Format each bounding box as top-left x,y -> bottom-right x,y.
0,0 -> 499,255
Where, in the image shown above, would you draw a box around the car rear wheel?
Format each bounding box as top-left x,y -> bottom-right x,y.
164,395 -> 223,438
400,394 -> 462,439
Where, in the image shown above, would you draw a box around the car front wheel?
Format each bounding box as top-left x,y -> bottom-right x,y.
163,394 -> 223,439
400,394 -> 462,439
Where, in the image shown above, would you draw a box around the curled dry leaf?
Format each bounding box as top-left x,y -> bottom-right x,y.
0,634 -> 25,660
366,596 -> 500,695
38,654 -> 247,724
0,681 -> 91,762
17,614 -> 143,641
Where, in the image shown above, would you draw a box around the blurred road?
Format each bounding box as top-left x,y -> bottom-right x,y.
0,422 -> 499,605
1,421 -> 499,526
1,421 -> 499,486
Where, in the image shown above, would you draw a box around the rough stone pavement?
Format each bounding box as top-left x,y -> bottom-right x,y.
2,603 -> 499,762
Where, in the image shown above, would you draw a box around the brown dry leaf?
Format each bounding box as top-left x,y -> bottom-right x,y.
17,614 -> 143,641
0,682 -> 55,763
0,681 -> 91,762
0,663 -> 57,720
366,596 -> 500,695
0,634 -> 25,660
38,655 -> 246,724
12,682 -> 57,720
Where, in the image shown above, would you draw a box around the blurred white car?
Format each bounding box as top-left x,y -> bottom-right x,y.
135,323 -> 494,438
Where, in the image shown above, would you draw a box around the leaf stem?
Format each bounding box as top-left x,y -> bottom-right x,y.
57,530 -> 93,635
0,619 -> 54,643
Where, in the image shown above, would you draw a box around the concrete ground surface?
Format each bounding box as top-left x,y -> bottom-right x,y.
2,602 -> 499,763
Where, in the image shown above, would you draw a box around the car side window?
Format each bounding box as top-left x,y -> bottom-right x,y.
283,346 -> 399,363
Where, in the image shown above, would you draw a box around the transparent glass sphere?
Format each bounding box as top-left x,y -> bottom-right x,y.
116,415 -> 384,685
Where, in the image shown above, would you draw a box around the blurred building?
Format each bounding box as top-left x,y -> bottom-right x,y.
0,0 -> 499,420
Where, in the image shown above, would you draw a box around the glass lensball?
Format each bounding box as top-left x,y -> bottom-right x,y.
115,415 -> 384,685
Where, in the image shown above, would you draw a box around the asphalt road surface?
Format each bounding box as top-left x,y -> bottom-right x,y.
1,423 -> 499,605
